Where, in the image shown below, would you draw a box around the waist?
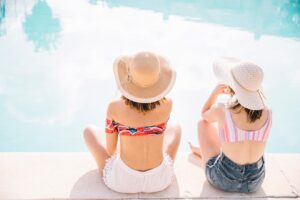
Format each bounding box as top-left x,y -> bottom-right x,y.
221,142 -> 265,164
219,152 -> 264,170
120,146 -> 164,171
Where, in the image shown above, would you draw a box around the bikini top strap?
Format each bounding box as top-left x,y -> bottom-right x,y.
224,108 -> 234,128
266,108 -> 272,127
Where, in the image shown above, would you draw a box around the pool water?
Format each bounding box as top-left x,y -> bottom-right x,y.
0,0 -> 300,152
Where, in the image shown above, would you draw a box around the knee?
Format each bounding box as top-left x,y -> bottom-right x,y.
83,125 -> 95,141
197,119 -> 209,132
172,123 -> 182,139
198,119 -> 208,129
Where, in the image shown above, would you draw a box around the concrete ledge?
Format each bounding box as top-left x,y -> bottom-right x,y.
0,153 -> 299,199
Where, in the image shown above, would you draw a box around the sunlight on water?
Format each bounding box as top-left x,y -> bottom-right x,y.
0,0 -> 299,152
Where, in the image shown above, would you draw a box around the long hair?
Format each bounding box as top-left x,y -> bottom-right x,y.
122,96 -> 166,113
228,88 -> 263,123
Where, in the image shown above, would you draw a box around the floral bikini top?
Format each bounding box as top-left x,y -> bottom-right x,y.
105,119 -> 168,136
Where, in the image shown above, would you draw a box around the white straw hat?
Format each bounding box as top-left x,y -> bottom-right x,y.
213,57 -> 267,110
113,51 -> 176,103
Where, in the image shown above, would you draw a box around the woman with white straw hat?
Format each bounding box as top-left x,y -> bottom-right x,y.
190,57 -> 272,193
83,51 -> 181,193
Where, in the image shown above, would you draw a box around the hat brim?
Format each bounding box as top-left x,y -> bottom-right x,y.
213,57 -> 266,110
113,55 -> 176,103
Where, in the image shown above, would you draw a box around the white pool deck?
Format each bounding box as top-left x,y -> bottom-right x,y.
0,153 -> 299,199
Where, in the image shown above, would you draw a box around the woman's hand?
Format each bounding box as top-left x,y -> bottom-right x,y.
201,84 -> 230,118
211,84 -> 230,97
201,84 -> 229,122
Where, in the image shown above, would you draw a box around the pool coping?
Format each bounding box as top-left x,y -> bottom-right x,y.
0,152 -> 299,199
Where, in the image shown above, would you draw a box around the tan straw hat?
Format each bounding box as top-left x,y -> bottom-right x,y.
213,57 -> 267,110
113,51 -> 176,103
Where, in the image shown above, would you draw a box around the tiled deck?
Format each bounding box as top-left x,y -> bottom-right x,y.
0,153 -> 299,199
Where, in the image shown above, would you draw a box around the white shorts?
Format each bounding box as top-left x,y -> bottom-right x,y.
102,154 -> 174,193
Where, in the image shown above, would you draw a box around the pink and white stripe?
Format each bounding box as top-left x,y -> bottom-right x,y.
219,109 -> 272,143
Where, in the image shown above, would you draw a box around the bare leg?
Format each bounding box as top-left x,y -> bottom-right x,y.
197,120 -> 221,166
188,142 -> 202,158
163,123 -> 181,160
83,125 -> 109,175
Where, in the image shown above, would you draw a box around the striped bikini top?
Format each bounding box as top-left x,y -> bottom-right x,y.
105,119 -> 168,136
219,109 -> 272,143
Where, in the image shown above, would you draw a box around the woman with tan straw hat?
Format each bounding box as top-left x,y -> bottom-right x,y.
190,57 -> 272,193
83,51 -> 181,193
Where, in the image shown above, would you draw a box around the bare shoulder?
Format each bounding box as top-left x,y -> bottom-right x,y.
265,107 -> 272,115
106,98 -> 124,119
263,107 -> 272,121
163,97 -> 173,111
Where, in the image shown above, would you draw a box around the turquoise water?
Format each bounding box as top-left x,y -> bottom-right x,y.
0,0 -> 300,152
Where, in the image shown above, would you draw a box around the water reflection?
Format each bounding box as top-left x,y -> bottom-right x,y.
104,0 -> 300,40
0,0 -> 6,37
89,0 -> 101,5
23,0 -> 61,51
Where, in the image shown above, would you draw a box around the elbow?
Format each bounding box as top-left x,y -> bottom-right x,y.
200,111 -> 207,121
200,112 -> 205,120
200,113 -> 211,123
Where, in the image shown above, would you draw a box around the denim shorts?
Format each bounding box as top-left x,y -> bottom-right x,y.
205,152 -> 265,193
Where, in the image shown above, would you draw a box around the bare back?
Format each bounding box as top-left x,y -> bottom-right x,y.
107,98 -> 172,171
219,107 -> 270,164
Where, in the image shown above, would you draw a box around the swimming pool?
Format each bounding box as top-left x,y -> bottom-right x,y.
0,0 -> 299,152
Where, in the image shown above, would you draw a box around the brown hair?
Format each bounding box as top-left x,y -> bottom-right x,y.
122,96 -> 166,113
228,88 -> 263,123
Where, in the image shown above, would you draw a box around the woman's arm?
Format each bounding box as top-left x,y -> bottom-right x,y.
106,133 -> 118,156
105,102 -> 119,156
201,84 -> 229,123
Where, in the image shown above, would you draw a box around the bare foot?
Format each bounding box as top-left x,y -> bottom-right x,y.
188,142 -> 202,158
